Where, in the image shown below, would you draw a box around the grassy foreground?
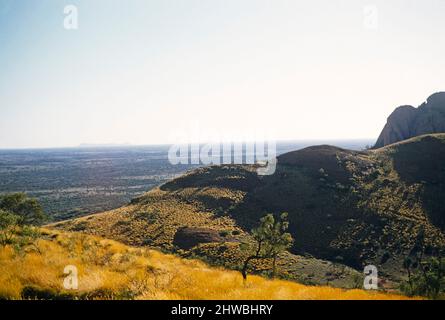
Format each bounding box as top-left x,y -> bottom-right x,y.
0,229 -> 414,300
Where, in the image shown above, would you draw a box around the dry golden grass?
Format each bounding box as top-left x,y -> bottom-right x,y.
50,189 -> 242,250
0,229 -> 416,300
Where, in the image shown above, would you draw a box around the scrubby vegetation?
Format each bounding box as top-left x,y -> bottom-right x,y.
52,193 -> 362,288
399,228 -> 445,299
52,134 -> 445,290
401,256 -> 445,299
0,228 -> 414,300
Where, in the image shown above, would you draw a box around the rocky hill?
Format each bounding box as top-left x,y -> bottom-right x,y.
52,134 -> 445,287
375,92 -> 445,147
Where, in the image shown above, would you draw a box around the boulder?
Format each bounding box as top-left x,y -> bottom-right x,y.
173,227 -> 225,250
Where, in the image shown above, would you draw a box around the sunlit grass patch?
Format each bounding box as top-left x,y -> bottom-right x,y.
0,229 -> 417,300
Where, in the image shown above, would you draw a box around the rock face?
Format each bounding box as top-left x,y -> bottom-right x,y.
173,227 -> 225,250
375,92 -> 445,148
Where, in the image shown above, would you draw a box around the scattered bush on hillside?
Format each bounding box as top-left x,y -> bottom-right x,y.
219,230 -> 230,238
240,212 -> 294,281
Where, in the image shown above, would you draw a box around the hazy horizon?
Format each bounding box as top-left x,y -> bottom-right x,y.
1,0 -> 445,148
0,137 -> 374,151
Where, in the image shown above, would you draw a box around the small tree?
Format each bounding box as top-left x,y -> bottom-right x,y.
0,193 -> 47,226
241,213 -> 294,281
400,228 -> 445,299
0,193 -> 47,249
401,256 -> 445,299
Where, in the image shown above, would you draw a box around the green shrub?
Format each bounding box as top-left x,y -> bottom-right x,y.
219,230 -> 230,238
0,193 -> 47,226
401,256 -> 445,299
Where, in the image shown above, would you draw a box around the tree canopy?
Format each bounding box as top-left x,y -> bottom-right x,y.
241,212 -> 294,280
0,193 -> 47,226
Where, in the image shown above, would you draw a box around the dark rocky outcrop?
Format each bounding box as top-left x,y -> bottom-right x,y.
173,227 -> 225,250
375,92 -> 445,148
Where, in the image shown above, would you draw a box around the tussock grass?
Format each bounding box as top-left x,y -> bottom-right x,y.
0,229 -> 415,300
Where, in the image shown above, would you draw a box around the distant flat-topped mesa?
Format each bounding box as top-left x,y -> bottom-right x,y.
375,92 -> 445,148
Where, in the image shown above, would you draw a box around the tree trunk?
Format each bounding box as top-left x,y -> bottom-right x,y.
241,241 -> 263,282
272,255 -> 277,279
242,256 -> 254,282
406,267 -> 413,292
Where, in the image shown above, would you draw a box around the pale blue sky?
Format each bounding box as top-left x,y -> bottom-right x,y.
1,0 -> 444,148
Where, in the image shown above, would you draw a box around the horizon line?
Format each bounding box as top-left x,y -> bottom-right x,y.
0,137 -> 375,151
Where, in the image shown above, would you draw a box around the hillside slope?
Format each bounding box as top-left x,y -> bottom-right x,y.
0,229 -> 411,300
52,134 -> 445,286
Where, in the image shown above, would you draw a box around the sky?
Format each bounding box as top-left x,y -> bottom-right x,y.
0,0 -> 444,148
